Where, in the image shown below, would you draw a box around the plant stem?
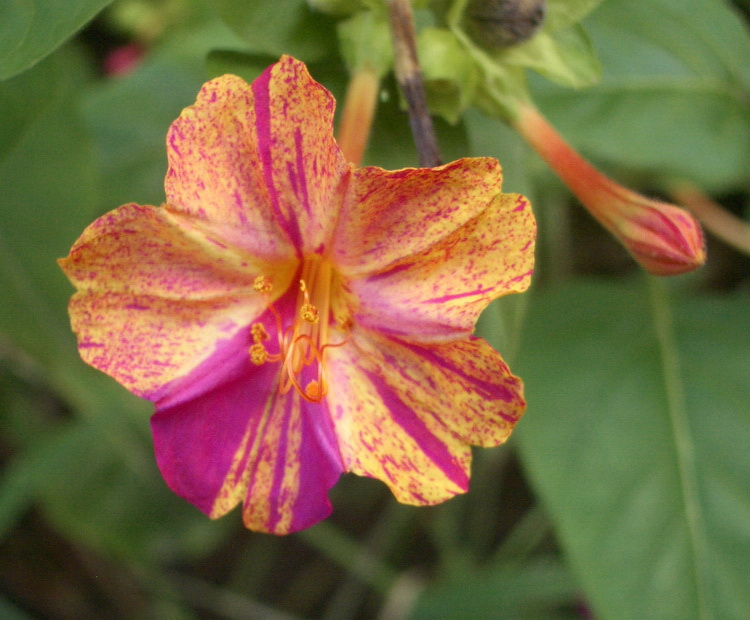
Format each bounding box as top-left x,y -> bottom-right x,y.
385,0 -> 442,167
336,65 -> 380,167
647,276 -> 712,619
670,180 -> 750,256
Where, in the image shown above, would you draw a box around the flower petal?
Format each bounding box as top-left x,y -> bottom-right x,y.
324,328 -> 522,505
60,203 -> 283,299
350,193 -> 535,340
333,158 -> 505,275
165,56 -> 351,259
59,202 -> 297,400
152,354 -> 344,535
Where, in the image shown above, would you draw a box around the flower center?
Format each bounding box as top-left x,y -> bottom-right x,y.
250,257 -> 351,403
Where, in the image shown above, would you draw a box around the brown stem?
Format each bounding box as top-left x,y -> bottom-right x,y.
670,181 -> 750,256
386,0 -> 442,168
336,65 -> 380,167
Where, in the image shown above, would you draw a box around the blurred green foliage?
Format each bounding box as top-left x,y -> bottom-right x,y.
0,0 -> 748,618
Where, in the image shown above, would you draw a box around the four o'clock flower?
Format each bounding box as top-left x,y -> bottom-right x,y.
58,56 -> 536,535
515,103 -> 705,276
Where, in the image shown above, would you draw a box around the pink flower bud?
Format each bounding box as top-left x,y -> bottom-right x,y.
515,104 -> 705,276
103,44 -> 144,77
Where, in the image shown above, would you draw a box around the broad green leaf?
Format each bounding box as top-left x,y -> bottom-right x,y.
532,0 -> 750,191
0,49 -> 97,367
0,417 -> 227,561
512,279 -> 750,618
0,51 -> 58,162
0,0 -> 114,80
411,557 -> 580,619
212,0 -> 337,62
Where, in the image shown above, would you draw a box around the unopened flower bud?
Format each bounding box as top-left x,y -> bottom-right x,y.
466,0 -> 546,49
515,104 -> 705,276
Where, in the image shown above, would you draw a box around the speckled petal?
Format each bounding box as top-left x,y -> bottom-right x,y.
152,327 -> 345,535
350,330 -> 524,446
333,158 -> 505,276
59,202 -> 296,400
325,333 -> 511,505
165,56 -> 351,258
350,193 -> 535,340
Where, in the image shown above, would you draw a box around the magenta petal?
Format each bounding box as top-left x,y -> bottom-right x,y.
151,358 -> 344,534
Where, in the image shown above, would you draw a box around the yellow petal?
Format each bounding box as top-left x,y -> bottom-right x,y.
351,193 -> 535,340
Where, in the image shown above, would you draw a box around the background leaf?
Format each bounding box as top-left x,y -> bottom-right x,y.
212,0 -> 337,61
0,0 -> 114,80
512,279 -> 750,618
411,556 -> 580,619
0,49 -> 97,367
532,0 -> 750,191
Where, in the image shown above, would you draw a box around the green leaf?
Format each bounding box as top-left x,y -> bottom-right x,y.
0,49 -> 98,367
411,557 -> 580,619
532,0 -> 750,191
34,419 -> 228,562
212,0 -> 337,62
512,279 -> 750,618
0,51 -> 58,162
0,0 -> 114,80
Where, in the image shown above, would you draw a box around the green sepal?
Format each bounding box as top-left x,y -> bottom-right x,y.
417,28 -> 479,124
337,8 -> 394,77
437,0 -> 603,121
545,0 -> 605,31
499,23 -> 601,89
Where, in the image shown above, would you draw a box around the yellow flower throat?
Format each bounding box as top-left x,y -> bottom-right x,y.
250,257 -> 351,403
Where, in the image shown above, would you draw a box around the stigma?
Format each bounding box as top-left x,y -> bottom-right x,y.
249,257 -> 350,403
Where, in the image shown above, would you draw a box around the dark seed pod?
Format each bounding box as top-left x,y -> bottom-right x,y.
466,0 -> 546,49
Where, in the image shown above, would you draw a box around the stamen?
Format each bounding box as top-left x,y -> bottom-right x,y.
253,275 -> 273,293
301,303 -> 319,323
249,343 -> 268,365
250,262 -> 352,403
304,380 -> 321,401
298,280 -> 319,323
251,322 -> 269,342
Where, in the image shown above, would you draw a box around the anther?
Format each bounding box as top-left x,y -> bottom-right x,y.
251,322 -> 269,343
249,343 -> 268,365
301,303 -> 319,323
298,279 -> 319,323
253,275 -> 273,293
304,380 -> 322,401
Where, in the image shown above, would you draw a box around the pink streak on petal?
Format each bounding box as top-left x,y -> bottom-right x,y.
151,357 -> 279,516
363,369 -> 470,492
148,323 -> 254,408
294,128 -> 312,215
252,65 -> 304,257
265,390 -> 296,533
397,338 -> 518,415
422,287 -> 494,304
